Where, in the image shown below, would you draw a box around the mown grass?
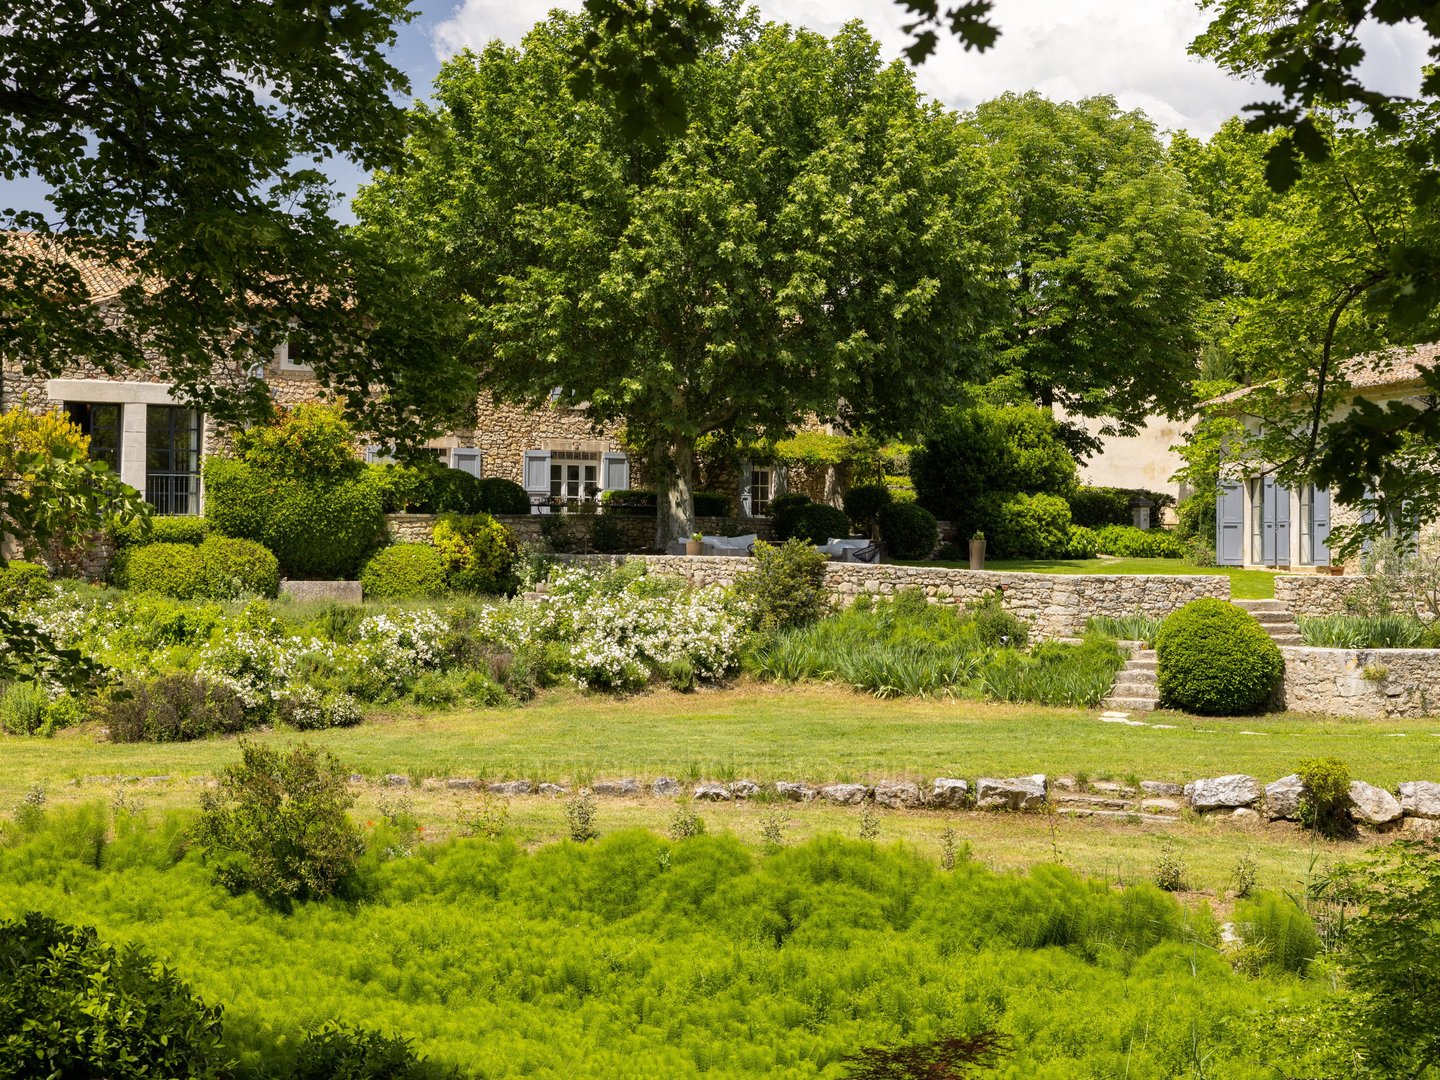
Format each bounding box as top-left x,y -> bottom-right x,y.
903,557 -> 1280,599
5,684 -> 1436,796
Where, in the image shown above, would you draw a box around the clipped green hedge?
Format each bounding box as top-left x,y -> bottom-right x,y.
360,544 -> 449,599
117,537 -> 278,599
776,502 -> 850,545
1155,599 -> 1283,715
693,491 -> 733,517
204,458 -> 384,579
0,561 -> 53,607
197,536 -> 279,599
843,483 -> 893,533
1064,525 -> 1101,559
879,502 -> 938,559
974,491 -> 1073,559
433,513 -> 520,595
116,542 -> 207,598
108,515 -> 209,551
474,477 -> 532,515
1094,524 -> 1186,559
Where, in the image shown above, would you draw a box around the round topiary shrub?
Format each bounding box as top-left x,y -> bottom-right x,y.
843,483 -> 893,534
413,467 -> 484,514
973,491 -> 1073,559
767,491 -> 812,529
197,535 -> 279,598
878,502 -> 939,559
474,476 -> 531,515
777,502 -> 850,544
432,513 -> 521,595
1155,598 -> 1284,715
360,543 -> 449,599
115,542 -> 206,598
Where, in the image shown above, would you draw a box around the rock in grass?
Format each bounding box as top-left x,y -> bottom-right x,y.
592,778 -> 640,797
1349,781 -> 1402,825
383,774 -> 409,788
975,775 -> 1047,811
488,780 -> 533,796
651,777 -> 682,798
538,782 -> 569,797
873,780 -> 922,809
1188,775 -> 1260,811
729,780 -> 760,799
1264,775 -> 1304,821
693,783 -> 731,802
446,778 -> 479,791
930,779 -> 970,807
1400,780 -> 1440,819
775,781 -> 815,802
819,783 -> 870,805
1141,780 -> 1184,797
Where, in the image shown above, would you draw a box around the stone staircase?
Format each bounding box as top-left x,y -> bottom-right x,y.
1103,651 -> 1159,712
1232,598 -> 1302,646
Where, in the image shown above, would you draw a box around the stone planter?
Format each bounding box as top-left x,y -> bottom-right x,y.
685,540 -> 704,556
968,538 -> 985,571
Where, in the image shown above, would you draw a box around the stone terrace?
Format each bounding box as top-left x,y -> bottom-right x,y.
557,554 -> 1231,638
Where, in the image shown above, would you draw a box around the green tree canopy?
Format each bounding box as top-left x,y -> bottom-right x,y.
0,0 -> 471,444
358,8 -> 1008,545
966,93 -> 1213,431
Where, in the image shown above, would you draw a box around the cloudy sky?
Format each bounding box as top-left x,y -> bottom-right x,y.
3,1 -> 1430,220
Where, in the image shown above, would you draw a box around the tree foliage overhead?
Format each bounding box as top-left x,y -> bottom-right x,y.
969,93 -> 1214,430
359,8 -> 1008,545
0,0 -> 472,444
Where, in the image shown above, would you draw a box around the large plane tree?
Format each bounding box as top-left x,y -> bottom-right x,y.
359,9 -> 1008,546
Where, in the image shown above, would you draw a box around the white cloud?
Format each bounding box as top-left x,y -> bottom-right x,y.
430,0 -> 1433,137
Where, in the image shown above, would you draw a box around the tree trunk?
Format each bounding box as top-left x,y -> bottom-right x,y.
652,435 -> 697,550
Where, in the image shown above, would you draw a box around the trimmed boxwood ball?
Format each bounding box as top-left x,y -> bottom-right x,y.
843,483 -> 893,533
474,476 -> 531,515
115,542 -> 206,598
1155,598 -> 1284,715
197,535 -> 279,598
879,502 -> 939,559
777,502 -> 850,545
360,543 -> 449,599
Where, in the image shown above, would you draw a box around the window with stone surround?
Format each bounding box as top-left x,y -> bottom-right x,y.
550,452 -> 600,503
63,402 -> 122,470
145,404 -> 202,515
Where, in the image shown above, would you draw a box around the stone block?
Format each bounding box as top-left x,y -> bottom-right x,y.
775,781 -> 815,802
651,777 -> 683,798
1265,774 -> 1304,820
693,783 -> 731,802
975,775 -> 1047,811
930,778 -> 970,807
819,783 -> 870,805
1400,780 -> 1440,819
488,780 -> 534,796
729,780 -> 760,799
592,778 -> 640,797
1349,780 -> 1403,825
873,780 -> 922,808
280,579 -> 363,604
1188,775 -> 1260,811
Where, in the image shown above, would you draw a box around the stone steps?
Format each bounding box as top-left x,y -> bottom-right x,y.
1103,651 -> 1160,711
1233,598 -> 1302,646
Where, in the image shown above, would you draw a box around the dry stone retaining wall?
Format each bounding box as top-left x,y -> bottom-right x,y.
1274,574 -> 1367,616
387,514 -> 774,551
554,554 -> 1231,638
1278,645 -> 1440,718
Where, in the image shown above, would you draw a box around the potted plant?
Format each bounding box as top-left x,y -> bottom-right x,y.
968,530 -> 985,571
686,531 -> 705,556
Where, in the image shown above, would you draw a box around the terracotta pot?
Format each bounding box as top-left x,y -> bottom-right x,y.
685,540 -> 704,556
968,538 -> 985,571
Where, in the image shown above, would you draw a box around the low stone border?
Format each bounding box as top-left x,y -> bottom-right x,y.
76,770 -> 1440,834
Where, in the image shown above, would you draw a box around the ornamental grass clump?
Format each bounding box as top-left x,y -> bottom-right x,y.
1154,599 -> 1283,715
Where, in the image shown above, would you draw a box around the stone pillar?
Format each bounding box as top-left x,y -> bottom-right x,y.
119,402 -> 148,494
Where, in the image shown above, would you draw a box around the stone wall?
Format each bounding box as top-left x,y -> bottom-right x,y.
552,554 -> 1232,637
1274,574 -> 1366,616
1279,645 -> 1440,718
387,513 -> 775,552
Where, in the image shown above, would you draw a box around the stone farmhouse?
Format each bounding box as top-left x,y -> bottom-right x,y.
0,234 -> 809,521
1204,342 -> 1440,571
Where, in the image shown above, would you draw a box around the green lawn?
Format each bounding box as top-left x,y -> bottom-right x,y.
8,684 -> 1434,797
909,557 -> 1279,599
7,683 -> 1426,895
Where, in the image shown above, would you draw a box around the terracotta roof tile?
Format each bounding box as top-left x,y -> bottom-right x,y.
1,230 -> 139,303
1203,342 -> 1440,408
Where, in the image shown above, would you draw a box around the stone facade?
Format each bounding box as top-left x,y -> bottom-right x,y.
387,513 -> 775,552
1278,645 -> 1440,718
551,554 -> 1231,637
1273,574 -> 1367,616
